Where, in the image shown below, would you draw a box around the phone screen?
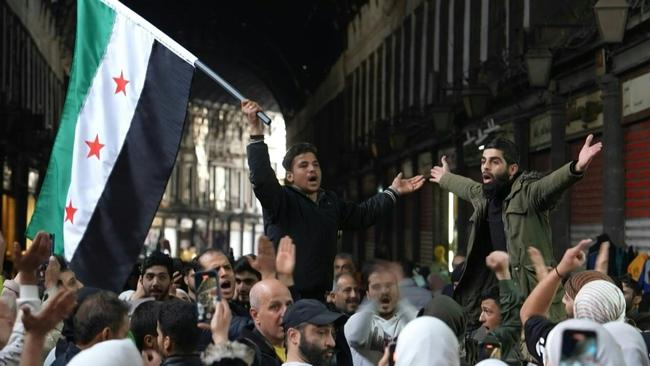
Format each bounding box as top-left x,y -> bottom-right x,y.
560,329 -> 598,366
194,270 -> 220,323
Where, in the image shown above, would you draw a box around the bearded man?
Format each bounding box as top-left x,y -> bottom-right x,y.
430,135 -> 602,325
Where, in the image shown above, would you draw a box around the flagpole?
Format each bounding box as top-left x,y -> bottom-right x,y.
194,60 -> 272,126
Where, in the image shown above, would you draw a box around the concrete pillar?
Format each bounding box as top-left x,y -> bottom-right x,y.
600,74 -> 625,246
548,95 -> 570,259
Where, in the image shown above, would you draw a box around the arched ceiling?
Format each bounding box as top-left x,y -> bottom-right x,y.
117,0 -> 367,117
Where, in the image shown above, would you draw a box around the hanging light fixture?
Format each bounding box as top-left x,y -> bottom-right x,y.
461,85 -> 492,118
594,0 -> 630,43
525,48 -> 553,87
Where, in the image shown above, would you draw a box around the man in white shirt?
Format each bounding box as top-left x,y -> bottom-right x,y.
344,262 -> 418,366
282,299 -> 344,366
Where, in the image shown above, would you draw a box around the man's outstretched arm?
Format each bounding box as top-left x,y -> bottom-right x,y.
242,100 -> 284,212
527,134 -> 602,210
338,173 -> 424,229
430,155 -> 482,202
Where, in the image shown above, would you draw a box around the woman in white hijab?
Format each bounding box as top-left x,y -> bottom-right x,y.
573,280 -> 626,323
475,360 -> 508,365
603,322 -> 650,366
544,319 -> 624,366
394,316 -> 459,366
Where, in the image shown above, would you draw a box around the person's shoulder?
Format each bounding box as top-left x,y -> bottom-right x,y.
518,170 -> 546,184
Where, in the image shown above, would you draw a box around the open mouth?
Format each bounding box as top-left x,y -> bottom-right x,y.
482,173 -> 493,183
380,297 -> 391,305
220,280 -> 232,292
308,176 -> 318,182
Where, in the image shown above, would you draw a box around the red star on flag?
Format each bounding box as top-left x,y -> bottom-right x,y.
85,134 -> 105,159
112,70 -> 129,95
65,200 -> 77,224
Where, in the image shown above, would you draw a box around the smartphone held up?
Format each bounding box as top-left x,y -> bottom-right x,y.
195,270 -> 221,323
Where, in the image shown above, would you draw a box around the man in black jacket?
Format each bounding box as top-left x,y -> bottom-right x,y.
242,100 -> 425,299
238,279 -> 295,366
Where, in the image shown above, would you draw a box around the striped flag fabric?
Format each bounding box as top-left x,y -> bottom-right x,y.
26,0 -> 196,291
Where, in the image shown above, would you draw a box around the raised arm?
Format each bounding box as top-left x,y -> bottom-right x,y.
339,173 -> 424,230
486,251 -> 523,354
527,134 -> 602,210
520,239 -> 592,325
242,100 -> 284,212
430,156 -> 482,202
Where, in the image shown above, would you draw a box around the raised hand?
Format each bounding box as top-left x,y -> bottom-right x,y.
169,271 -> 182,296
44,256 -> 61,290
527,246 -> 550,281
389,173 -> 425,195
486,251 -> 510,280
251,236 -> 277,280
241,99 -> 264,135
430,155 -> 450,183
14,232 -> 51,284
210,299 -> 232,344
276,236 -> 296,278
575,134 -> 603,173
556,239 -> 593,277
595,241 -> 610,274
22,289 -> 75,337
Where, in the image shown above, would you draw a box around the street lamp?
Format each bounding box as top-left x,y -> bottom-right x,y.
594,0 -> 630,43
431,106 -> 454,134
525,48 -> 553,87
462,85 -> 492,118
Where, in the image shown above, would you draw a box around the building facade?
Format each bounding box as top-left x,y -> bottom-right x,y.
289,0 -> 650,267
145,101 -> 286,259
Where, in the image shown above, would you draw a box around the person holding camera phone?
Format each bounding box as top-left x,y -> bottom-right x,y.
520,239 -> 627,365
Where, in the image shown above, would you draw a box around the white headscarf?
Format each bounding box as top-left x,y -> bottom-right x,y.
475,360 -> 508,365
395,316 -> 459,366
603,322 -> 650,366
544,319 -> 624,366
68,339 -> 143,366
573,280 -> 626,323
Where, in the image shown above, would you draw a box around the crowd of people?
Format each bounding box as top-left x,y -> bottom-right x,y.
0,99 -> 648,366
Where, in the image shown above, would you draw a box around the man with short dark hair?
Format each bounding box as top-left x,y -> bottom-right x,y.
52,291 -> 129,365
282,299 -> 344,366
196,248 -> 253,341
333,254 -> 356,277
182,261 -> 201,302
234,256 -> 262,310
137,251 -> 174,301
130,300 -> 160,352
430,134 -> 602,324
242,100 -> 424,300
157,300 -> 202,365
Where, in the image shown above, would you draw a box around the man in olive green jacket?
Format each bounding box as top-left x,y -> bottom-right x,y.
430,134 -> 602,325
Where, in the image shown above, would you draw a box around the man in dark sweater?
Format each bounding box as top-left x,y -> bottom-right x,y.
242,100 -> 424,300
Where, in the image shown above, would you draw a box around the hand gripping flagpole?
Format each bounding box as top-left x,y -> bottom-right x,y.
194,60 -> 272,126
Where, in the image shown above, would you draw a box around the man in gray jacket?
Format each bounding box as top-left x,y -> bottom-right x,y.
344,263 -> 418,366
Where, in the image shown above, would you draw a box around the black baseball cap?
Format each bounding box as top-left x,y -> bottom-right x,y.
283,299 -> 346,330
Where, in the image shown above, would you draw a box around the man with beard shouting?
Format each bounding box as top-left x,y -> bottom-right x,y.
429,135 -> 602,325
